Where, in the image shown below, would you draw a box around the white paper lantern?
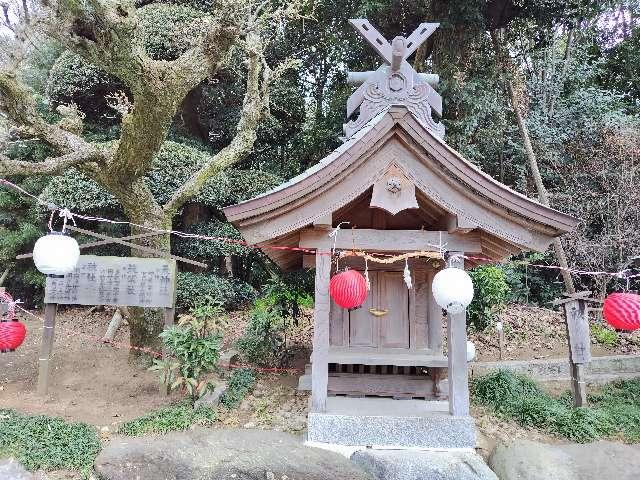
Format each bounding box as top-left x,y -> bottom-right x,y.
33,232 -> 80,276
466,341 -> 476,362
431,267 -> 474,314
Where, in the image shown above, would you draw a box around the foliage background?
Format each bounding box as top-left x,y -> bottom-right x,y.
1,0 -> 639,308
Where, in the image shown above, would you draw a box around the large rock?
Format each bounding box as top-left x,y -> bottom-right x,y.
351,449 -> 498,480
488,439 -> 640,480
94,428 -> 371,480
0,459 -> 32,480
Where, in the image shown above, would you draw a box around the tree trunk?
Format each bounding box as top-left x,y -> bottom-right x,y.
490,29 -> 575,294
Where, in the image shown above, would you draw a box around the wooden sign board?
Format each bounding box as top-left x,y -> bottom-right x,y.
564,299 -> 591,365
44,255 -> 176,308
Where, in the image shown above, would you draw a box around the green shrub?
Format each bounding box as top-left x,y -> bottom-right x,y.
174,220 -> 251,259
0,409 -> 100,472
235,307 -> 287,367
118,403 -> 217,436
46,51 -> 125,122
136,4 -> 208,61
591,323 -> 619,346
472,371 -> 640,443
468,265 -> 509,330
151,303 -> 224,401
220,368 -> 257,408
256,270 -> 315,322
176,272 -> 256,310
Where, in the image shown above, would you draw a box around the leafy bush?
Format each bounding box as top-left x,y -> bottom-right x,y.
256,270 -> 314,323
235,307 -> 287,367
46,51 -> 125,122
151,303 -> 225,401
501,253 -> 564,306
118,403 -> 217,436
468,265 -> 509,330
591,323 -> 619,346
472,371 -> 640,443
174,220 -> 251,259
0,409 -> 100,472
176,272 -> 256,310
137,4 -> 209,61
220,368 -> 257,408
42,168 -> 120,213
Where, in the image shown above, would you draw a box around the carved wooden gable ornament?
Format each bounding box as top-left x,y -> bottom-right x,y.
344,19 -> 444,139
370,164 -> 419,215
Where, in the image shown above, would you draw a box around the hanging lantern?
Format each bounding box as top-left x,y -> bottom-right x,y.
329,269 -> 368,310
432,267 -> 474,314
466,341 -> 476,362
0,320 -> 26,352
33,232 -> 80,276
603,293 -> 640,331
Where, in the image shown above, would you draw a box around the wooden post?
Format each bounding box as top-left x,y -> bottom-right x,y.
553,292 -> 593,407
447,253 -> 470,416
427,269 -> 443,352
496,321 -> 505,360
312,248 -> 331,412
37,303 -> 58,397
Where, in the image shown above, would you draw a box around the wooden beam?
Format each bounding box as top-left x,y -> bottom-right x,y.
313,213 -> 333,228
439,213 -> 476,234
65,226 -> 208,269
427,269 -> 443,352
311,248 -> 331,412
300,228 -> 481,253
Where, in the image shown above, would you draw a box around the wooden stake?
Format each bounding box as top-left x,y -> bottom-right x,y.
37,303 -> 58,397
553,293 -> 593,407
496,321 -> 505,360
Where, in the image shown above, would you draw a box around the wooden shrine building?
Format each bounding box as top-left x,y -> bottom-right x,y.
224,19 -> 578,449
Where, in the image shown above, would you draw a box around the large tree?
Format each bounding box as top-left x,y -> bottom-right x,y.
0,0 -> 299,353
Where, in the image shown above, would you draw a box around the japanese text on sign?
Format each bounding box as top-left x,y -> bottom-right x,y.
44,255 -> 176,308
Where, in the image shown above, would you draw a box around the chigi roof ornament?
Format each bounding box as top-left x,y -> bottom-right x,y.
344,19 -> 445,139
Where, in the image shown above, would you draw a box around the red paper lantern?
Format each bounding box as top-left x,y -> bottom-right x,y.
603,293 -> 640,331
0,290 -> 16,318
329,269 -> 368,309
0,320 -> 27,352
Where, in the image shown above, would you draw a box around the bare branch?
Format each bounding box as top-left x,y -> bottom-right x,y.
163,31 -> 271,216
0,149 -> 101,175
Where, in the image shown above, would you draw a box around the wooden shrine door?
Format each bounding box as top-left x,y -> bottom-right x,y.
348,271 -> 410,349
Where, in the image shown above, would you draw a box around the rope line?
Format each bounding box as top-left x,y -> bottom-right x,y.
2,178 -> 640,279
14,305 -> 303,374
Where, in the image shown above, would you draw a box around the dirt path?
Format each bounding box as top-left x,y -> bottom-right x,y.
0,307 -> 179,427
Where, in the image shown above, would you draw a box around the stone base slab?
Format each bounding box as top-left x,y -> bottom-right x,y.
307,411 -> 475,449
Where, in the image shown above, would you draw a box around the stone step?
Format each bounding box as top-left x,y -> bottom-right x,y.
307,397 -> 476,449
351,449 -> 497,480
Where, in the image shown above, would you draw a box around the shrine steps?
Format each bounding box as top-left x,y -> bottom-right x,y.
307,397 -> 476,449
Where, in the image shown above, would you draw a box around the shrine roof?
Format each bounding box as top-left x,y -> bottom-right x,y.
223,106 -> 579,269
